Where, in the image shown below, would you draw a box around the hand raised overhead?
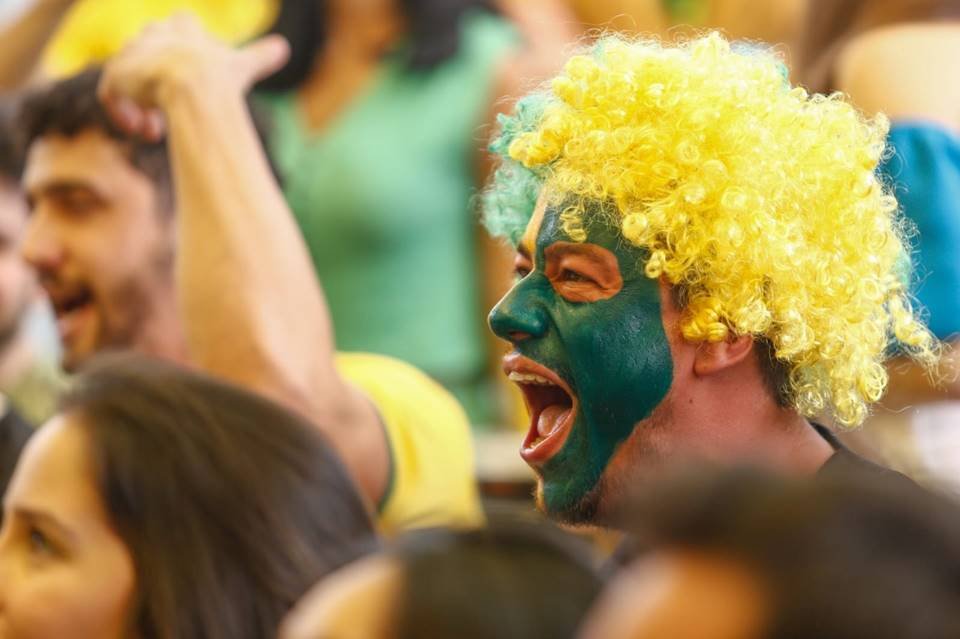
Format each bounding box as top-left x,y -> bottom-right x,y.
98,13 -> 289,141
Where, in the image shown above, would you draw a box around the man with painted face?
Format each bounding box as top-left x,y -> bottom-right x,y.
483,33 -> 941,524
18,67 -> 482,534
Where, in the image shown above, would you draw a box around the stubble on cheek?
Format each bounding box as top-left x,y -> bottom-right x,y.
590,395 -> 676,524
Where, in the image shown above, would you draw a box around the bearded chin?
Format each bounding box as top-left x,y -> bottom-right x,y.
537,396 -> 675,527
535,478 -> 604,525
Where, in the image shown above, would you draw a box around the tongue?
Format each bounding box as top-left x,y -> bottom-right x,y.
537,404 -> 570,438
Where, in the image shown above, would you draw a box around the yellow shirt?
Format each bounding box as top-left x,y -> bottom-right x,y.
335,353 -> 484,535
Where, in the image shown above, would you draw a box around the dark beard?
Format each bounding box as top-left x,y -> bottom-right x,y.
536,478 -> 604,526
69,248 -> 175,373
97,246 -> 175,356
536,395 -> 675,527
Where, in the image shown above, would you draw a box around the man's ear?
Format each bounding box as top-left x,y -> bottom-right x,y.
693,334 -> 755,377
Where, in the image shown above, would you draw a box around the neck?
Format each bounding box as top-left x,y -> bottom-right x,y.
132,289 -> 190,367
670,372 -> 835,475
326,2 -> 405,56
715,406 -> 834,475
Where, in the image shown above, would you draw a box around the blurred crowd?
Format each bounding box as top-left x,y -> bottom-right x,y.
0,1 -> 958,638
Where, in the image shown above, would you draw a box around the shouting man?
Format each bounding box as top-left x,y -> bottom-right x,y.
483,33 -> 940,523
90,20 -> 939,528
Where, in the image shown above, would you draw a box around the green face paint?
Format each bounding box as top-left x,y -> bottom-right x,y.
489,204 -> 674,522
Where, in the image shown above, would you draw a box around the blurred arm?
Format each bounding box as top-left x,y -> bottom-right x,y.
835,23 -> 960,133
0,0 -> 76,91
99,18 -> 389,505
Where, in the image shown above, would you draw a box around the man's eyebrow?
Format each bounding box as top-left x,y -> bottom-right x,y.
517,244 -> 533,261
27,180 -> 106,202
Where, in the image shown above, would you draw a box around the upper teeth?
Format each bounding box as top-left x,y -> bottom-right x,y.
508,372 -> 555,386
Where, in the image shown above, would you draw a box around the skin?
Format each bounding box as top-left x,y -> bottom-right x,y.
279,555 -> 403,639
21,129 -> 185,373
578,551 -> 768,639
490,199 -> 673,521
0,413 -> 136,639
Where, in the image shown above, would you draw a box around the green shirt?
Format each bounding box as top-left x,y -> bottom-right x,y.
259,11 -> 515,424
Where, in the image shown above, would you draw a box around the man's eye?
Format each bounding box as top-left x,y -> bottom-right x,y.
559,269 -> 591,284
53,193 -> 100,217
514,266 -> 532,279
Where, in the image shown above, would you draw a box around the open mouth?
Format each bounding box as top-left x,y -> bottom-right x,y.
503,353 -> 578,467
47,286 -> 95,340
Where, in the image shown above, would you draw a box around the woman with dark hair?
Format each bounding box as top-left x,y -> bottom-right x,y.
0,354 -> 378,639
254,0 -> 563,426
580,466 -> 960,639
796,0 -> 960,496
280,517 -> 604,639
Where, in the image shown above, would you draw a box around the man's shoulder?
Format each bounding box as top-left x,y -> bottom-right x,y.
334,352 -> 484,534
813,423 -> 918,488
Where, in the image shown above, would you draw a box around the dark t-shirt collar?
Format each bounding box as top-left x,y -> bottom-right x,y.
812,422 -> 913,483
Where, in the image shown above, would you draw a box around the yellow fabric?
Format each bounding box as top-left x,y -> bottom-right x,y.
44,0 -> 277,77
335,353 -> 484,535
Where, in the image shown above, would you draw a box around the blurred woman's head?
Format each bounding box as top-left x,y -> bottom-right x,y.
581,466 -> 960,639
0,354 -> 378,639
281,518 -> 604,639
257,0 -> 497,91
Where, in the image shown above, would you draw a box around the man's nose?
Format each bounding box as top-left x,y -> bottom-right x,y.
20,208 -> 65,272
488,276 -> 550,343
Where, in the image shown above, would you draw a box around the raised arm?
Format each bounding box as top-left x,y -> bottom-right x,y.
98,16 -> 389,504
0,0 -> 76,91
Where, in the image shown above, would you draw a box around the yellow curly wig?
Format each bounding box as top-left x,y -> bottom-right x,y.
484,32 -> 939,427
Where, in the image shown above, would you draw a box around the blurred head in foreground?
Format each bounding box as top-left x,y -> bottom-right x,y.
0,354 -> 377,639
581,466 -> 960,639
281,518 -> 604,639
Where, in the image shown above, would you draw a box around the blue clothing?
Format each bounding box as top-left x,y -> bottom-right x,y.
881,122 -> 960,340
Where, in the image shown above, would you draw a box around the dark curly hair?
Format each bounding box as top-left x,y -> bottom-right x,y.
17,68 -> 173,209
